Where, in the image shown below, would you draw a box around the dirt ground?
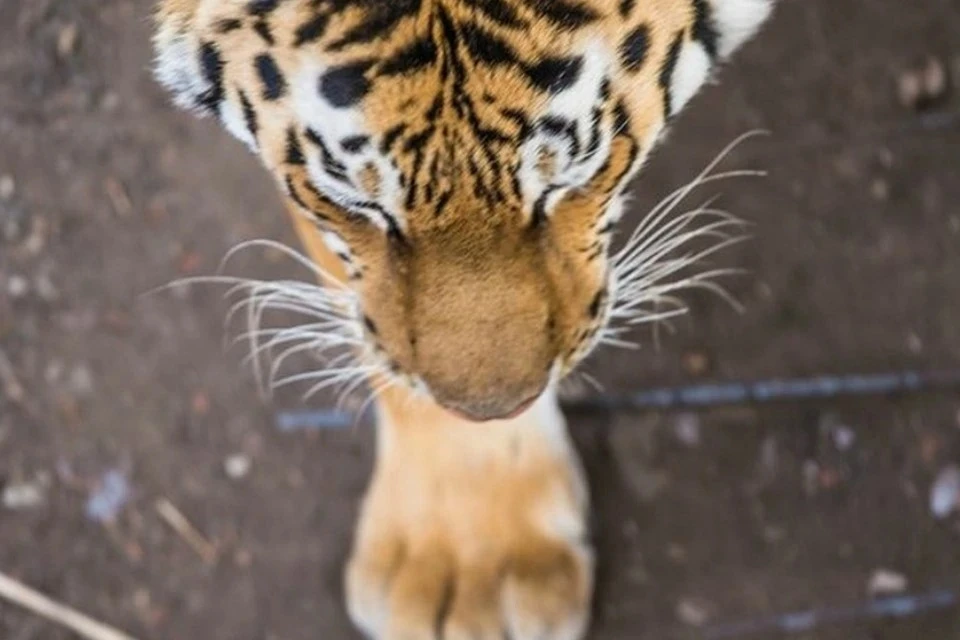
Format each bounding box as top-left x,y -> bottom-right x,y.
2,0 -> 960,638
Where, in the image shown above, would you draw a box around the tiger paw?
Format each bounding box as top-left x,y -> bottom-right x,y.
345,417 -> 592,640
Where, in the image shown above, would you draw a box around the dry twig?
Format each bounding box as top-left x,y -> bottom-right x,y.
154,498 -> 218,564
0,570 -> 138,640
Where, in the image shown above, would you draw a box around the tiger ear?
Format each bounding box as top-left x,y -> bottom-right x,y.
152,0 -> 217,114
709,0 -> 776,59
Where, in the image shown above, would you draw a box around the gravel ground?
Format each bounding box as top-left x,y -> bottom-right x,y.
2,1 -> 960,638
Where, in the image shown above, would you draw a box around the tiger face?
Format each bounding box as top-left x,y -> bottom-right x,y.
154,0 -> 772,420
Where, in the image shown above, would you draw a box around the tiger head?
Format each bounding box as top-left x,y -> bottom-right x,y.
154,0 -> 773,421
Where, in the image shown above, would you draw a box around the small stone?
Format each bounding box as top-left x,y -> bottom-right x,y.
84,470 -> 131,523
756,435 -> 779,485
3,482 -> 45,510
923,57 -> 948,101
610,416 -> 665,501
667,543 -> 687,564
7,275 -> 29,299
100,92 -> 121,113
832,425 -> 857,452
930,465 -> 960,519
818,466 -> 843,490
672,413 -> 701,448
898,57 -> 949,110
868,569 -> 908,596
907,332 -> 923,354
676,597 -> 711,627
763,524 -> 786,543
191,391 -> 210,416
224,454 -> 251,480
234,549 -> 253,568
22,217 -> 48,256
44,359 -> 65,385
68,365 -> 94,396
0,175 -> 14,201
870,178 -> 889,201
681,350 -> 711,376
626,562 -> 649,585
877,148 -> 895,169
133,589 -> 152,614
56,24 -> 79,58
898,69 -> 924,109
34,273 -> 59,302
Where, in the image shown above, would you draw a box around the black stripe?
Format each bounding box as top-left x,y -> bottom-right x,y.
319,61 -> 372,107
285,175 -> 317,216
600,77 -> 612,101
520,0 -> 599,30
341,135 -> 370,153
254,53 -> 287,100
436,7 -> 464,84
539,116 -> 579,157
658,32 -> 684,118
285,128 -> 305,165
463,0 -> 527,27
253,19 -> 275,45
500,108 -> 531,138
613,99 -> 631,134
404,129 -> 433,207
692,0 -> 719,59
379,38 -> 438,76
238,90 -> 258,141
618,0 -> 636,17
584,108 -> 603,159
467,155 -> 490,201
294,13 -> 330,46
327,0 -> 422,51
247,0 -> 280,16
524,56 -> 583,93
305,128 -> 350,182
531,186 -> 559,227
432,188 -> 453,217
215,19 -> 243,33
425,95 -> 443,122
197,42 -> 225,114
588,290 -> 604,319
403,127 -> 434,154
461,23 -> 517,66
620,24 -> 650,73
380,124 -> 407,153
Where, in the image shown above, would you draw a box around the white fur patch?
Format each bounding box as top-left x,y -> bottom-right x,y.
322,231 -> 351,257
289,63 -> 404,229
670,40 -> 713,114
220,93 -> 258,152
152,24 -> 208,113
711,0 -> 775,58
519,41 -> 615,216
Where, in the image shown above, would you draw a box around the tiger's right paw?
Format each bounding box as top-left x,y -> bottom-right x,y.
345,421 -> 592,640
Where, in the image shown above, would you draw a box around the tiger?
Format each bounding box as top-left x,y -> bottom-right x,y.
152,1 -> 775,638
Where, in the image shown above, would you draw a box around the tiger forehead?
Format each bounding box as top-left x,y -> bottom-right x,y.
179,0 -> 755,229
301,0 -> 608,210
230,0 -> 630,224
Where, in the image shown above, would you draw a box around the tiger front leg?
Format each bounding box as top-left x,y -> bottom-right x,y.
345,391 -> 593,640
